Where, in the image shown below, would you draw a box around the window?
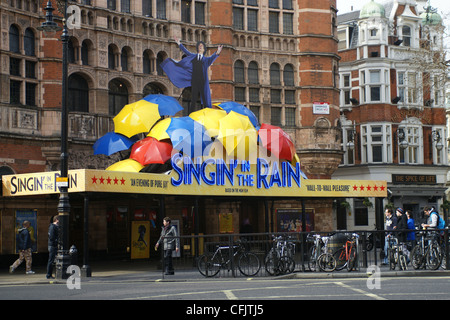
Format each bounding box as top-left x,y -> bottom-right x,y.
269,12 -> 279,33
143,50 -> 152,74
121,0 -> 130,13
271,107 -> 281,126
235,87 -> 245,102
361,124 -> 391,163
270,89 -> 281,104
341,74 -> 351,105
354,200 -> 368,226
270,63 -> 281,85
68,74 -> 89,112
24,28 -> 35,56
269,0 -> 278,8
108,45 -> 116,69
108,79 -> 128,115
283,13 -> 293,35
156,0 -> 166,19
195,1 -> 205,25
285,108 -> 295,126
81,41 -> 89,65
181,0 -> 191,23
248,61 -> 258,84
283,64 -> 294,86
9,25 -> 20,53
283,0 -> 292,9
233,7 -> 244,30
407,73 -> 417,104
369,70 -> 381,102
25,83 -> 36,106
250,106 -> 260,123
121,47 -> 129,71
107,0 -> 116,10
142,0 -> 152,16
25,61 -> 36,78
285,90 -> 295,104
234,60 -> 245,83
10,80 -> 21,104
402,26 -> 411,47
248,9 -> 258,32
249,88 -> 259,102
156,52 -> 165,75
10,57 -> 21,76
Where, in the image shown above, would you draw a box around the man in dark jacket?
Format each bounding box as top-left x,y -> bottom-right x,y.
395,207 -> 408,243
10,221 -> 34,274
46,215 -> 60,279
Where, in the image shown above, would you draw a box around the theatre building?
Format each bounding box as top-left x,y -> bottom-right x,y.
0,0 -> 382,262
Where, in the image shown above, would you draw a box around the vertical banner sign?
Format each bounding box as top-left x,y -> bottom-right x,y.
131,221 -> 150,259
15,210 -> 38,253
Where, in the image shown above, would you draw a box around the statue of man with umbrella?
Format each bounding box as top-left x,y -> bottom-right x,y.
161,36 -> 223,114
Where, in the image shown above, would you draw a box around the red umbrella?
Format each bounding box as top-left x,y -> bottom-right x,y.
258,123 -> 296,161
130,137 -> 173,165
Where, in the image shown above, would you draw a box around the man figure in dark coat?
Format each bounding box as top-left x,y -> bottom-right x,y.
161,36 -> 223,113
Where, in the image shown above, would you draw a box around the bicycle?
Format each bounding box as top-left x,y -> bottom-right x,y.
411,230 -> 442,270
307,234 -> 335,272
386,234 -> 408,271
265,235 -> 296,276
197,240 -> 261,277
333,233 -> 359,271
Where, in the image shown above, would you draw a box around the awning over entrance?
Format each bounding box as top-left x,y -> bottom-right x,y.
2,158 -> 387,198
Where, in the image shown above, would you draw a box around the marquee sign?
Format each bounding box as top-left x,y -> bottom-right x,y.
2,156 -> 387,198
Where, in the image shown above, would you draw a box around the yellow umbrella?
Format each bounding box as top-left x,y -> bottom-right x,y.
217,111 -> 257,160
147,118 -> 172,140
189,108 -> 227,137
106,159 -> 144,172
113,100 -> 161,138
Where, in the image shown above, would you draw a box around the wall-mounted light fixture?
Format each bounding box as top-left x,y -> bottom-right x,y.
397,128 -> 409,149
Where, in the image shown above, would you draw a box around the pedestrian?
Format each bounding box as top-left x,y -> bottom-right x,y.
395,207 -> 407,243
46,215 -> 60,279
9,221 -> 35,274
155,217 -> 179,275
161,36 -> 223,113
406,210 -> 416,243
383,208 -> 397,264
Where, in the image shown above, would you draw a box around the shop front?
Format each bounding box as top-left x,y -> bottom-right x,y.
1,155 -> 387,263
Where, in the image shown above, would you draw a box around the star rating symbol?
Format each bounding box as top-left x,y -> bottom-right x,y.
351,184 -> 386,193
91,175 -> 126,185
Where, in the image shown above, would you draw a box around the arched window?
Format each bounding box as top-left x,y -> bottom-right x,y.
143,83 -> 163,97
9,25 -> 20,53
108,79 -> 128,115
81,40 -> 89,65
283,64 -> 294,86
121,47 -> 128,71
143,50 -> 153,74
68,74 -> 89,112
156,52 -> 165,76
24,28 -> 35,56
68,38 -> 76,63
270,63 -> 281,85
234,60 -> 245,83
248,61 -> 259,84
108,45 -> 116,69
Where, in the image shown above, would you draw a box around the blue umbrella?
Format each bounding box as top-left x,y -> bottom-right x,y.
93,132 -> 138,156
217,101 -> 259,129
142,94 -> 183,116
166,117 -> 212,158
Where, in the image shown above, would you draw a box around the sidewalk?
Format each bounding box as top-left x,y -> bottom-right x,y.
1,259 -> 450,285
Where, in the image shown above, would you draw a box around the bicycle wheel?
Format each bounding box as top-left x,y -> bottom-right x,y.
318,253 -> 336,272
399,254 -> 408,271
347,247 -> 357,272
410,245 -> 424,270
265,255 -> 284,276
308,246 -> 318,272
333,248 -> 347,271
281,256 -> 295,274
238,252 -> 261,276
426,243 -> 442,270
197,254 -> 221,277
389,248 -> 396,270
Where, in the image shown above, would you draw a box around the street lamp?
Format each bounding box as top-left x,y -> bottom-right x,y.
431,130 -> 444,151
38,0 -> 70,280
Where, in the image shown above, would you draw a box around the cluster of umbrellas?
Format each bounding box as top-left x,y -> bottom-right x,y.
93,94 -> 297,173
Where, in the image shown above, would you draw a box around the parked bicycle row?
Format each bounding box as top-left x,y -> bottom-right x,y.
162,229 -> 449,277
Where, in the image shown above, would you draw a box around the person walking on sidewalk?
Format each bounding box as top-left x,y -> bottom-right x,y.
46,215 -> 60,279
155,217 -> 179,275
9,221 -> 35,275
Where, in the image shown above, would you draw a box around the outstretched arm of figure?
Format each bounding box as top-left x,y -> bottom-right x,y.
217,45 -> 223,55
173,35 -> 192,56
